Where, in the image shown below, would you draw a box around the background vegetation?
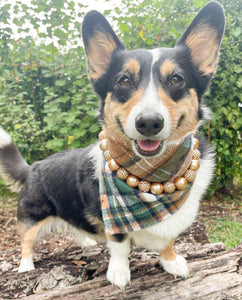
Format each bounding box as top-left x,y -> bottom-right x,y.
0,0 -> 241,193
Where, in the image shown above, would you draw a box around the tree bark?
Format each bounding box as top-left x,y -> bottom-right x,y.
21,243 -> 242,300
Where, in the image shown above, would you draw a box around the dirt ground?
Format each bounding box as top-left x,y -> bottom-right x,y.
0,193 -> 241,299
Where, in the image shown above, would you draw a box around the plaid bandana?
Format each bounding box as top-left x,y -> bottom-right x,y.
99,134 -> 194,236
106,130 -> 193,183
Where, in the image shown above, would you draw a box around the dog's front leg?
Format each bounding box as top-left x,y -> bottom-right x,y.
159,239 -> 189,278
106,235 -> 131,290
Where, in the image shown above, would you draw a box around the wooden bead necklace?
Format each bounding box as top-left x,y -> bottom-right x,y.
99,129 -> 201,195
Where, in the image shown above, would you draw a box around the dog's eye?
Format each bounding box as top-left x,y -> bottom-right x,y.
170,74 -> 184,86
118,75 -> 132,88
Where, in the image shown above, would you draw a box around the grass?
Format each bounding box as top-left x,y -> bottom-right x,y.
205,218 -> 242,249
201,190 -> 242,250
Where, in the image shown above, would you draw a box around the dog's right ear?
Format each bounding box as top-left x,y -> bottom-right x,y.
82,11 -> 125,84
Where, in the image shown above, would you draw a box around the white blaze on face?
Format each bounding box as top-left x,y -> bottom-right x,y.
125,49 -> 171,142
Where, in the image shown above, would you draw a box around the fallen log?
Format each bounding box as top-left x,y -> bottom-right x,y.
20,242 -> 242,300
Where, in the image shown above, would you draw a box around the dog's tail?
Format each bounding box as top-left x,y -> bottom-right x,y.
0,128 -> 30,192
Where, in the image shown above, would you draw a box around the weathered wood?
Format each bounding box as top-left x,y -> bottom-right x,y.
20,243 -> 242,300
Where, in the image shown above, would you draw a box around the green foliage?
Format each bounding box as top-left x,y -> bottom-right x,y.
0,0 -> 241,191
203,0 -> 242,191
0,0 -> 99,162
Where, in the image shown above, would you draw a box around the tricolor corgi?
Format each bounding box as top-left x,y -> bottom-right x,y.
0,1 -> 224,290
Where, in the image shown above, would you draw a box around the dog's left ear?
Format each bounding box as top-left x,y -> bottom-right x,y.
176,1 -> 225,76
82,11 -> 125,84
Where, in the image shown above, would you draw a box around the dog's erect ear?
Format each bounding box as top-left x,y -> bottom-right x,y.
82,11 -> 125,83
176,1 -> 225,75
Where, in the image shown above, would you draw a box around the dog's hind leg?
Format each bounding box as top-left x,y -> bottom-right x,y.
159,240 -> 189,278
17,217 -> 52,273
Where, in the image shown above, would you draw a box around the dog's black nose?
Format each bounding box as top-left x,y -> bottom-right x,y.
135,112 -> 164,136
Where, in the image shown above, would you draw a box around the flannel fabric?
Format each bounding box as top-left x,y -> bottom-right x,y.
100,158 -> 192,236
106,130 -> 193,182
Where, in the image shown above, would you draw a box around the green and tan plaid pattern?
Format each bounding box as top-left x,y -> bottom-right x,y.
106,131 -> 193,182
100,158 -> 192,236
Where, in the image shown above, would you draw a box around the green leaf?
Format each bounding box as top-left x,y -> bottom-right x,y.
70,139 -> 81,148
119,23 -> 130,33
236,76 -> 242,88
234,65 -> 242,74
46,138 -> 64,149
73,128 -> 86,137
232,27 -> 241,37
89,124 -> 100,133
63,114 -> 76,123
86,110 -> 97,116
55,80 -> 66,86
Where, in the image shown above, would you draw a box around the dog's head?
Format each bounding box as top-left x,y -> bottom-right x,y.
82,2 -> 225,158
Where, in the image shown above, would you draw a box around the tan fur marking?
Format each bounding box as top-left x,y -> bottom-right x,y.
160,240 -> 177,261
0,169 -> 23,192
87,31 -> 118,81
124,60 -> 140,74
159,88 -> 199,141
18,217 -> 53,259
160,60 -> 176,77
122,89 -> 143,120
185,24 -> 218,75
106,234 -> 116,242
86,215 -> 105,236
104,89 -> 143,134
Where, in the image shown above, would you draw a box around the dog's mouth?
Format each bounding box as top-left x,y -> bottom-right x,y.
135,139 -> 164,157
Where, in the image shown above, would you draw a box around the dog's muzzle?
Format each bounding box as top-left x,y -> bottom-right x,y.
135,112 -> 165,156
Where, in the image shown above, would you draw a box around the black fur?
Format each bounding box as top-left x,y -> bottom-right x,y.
17,145 -> 102,234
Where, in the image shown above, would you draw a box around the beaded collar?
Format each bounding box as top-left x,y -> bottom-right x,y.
99,128 -> 200,235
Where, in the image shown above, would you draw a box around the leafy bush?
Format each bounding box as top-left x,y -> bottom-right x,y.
0,0 -> 241,192
205,0 -> 241,191
0,0 -> 100,162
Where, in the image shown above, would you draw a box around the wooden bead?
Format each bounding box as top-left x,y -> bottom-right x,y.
150,182 -> 164,195
192,149 -> 201,160
189,159 -> 200,171
103,150 -> 112,161
174,177 -> 187,191
99,139 -> 108,151
139,180 -> 151,193
126,175 -> 139,188
108,159 -> 120,171
193,138 -> 199,149
99,130 -> 106,140
163,181 -> 176,194
184,169 -> 196,182
116,167 -> 129,180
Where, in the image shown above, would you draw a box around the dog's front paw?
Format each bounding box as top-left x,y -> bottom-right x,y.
18,256 -> 35,273
107,260 -> 130,290
160,254 -> 189,278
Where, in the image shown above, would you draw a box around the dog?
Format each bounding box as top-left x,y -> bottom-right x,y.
0,1 -> 224,290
